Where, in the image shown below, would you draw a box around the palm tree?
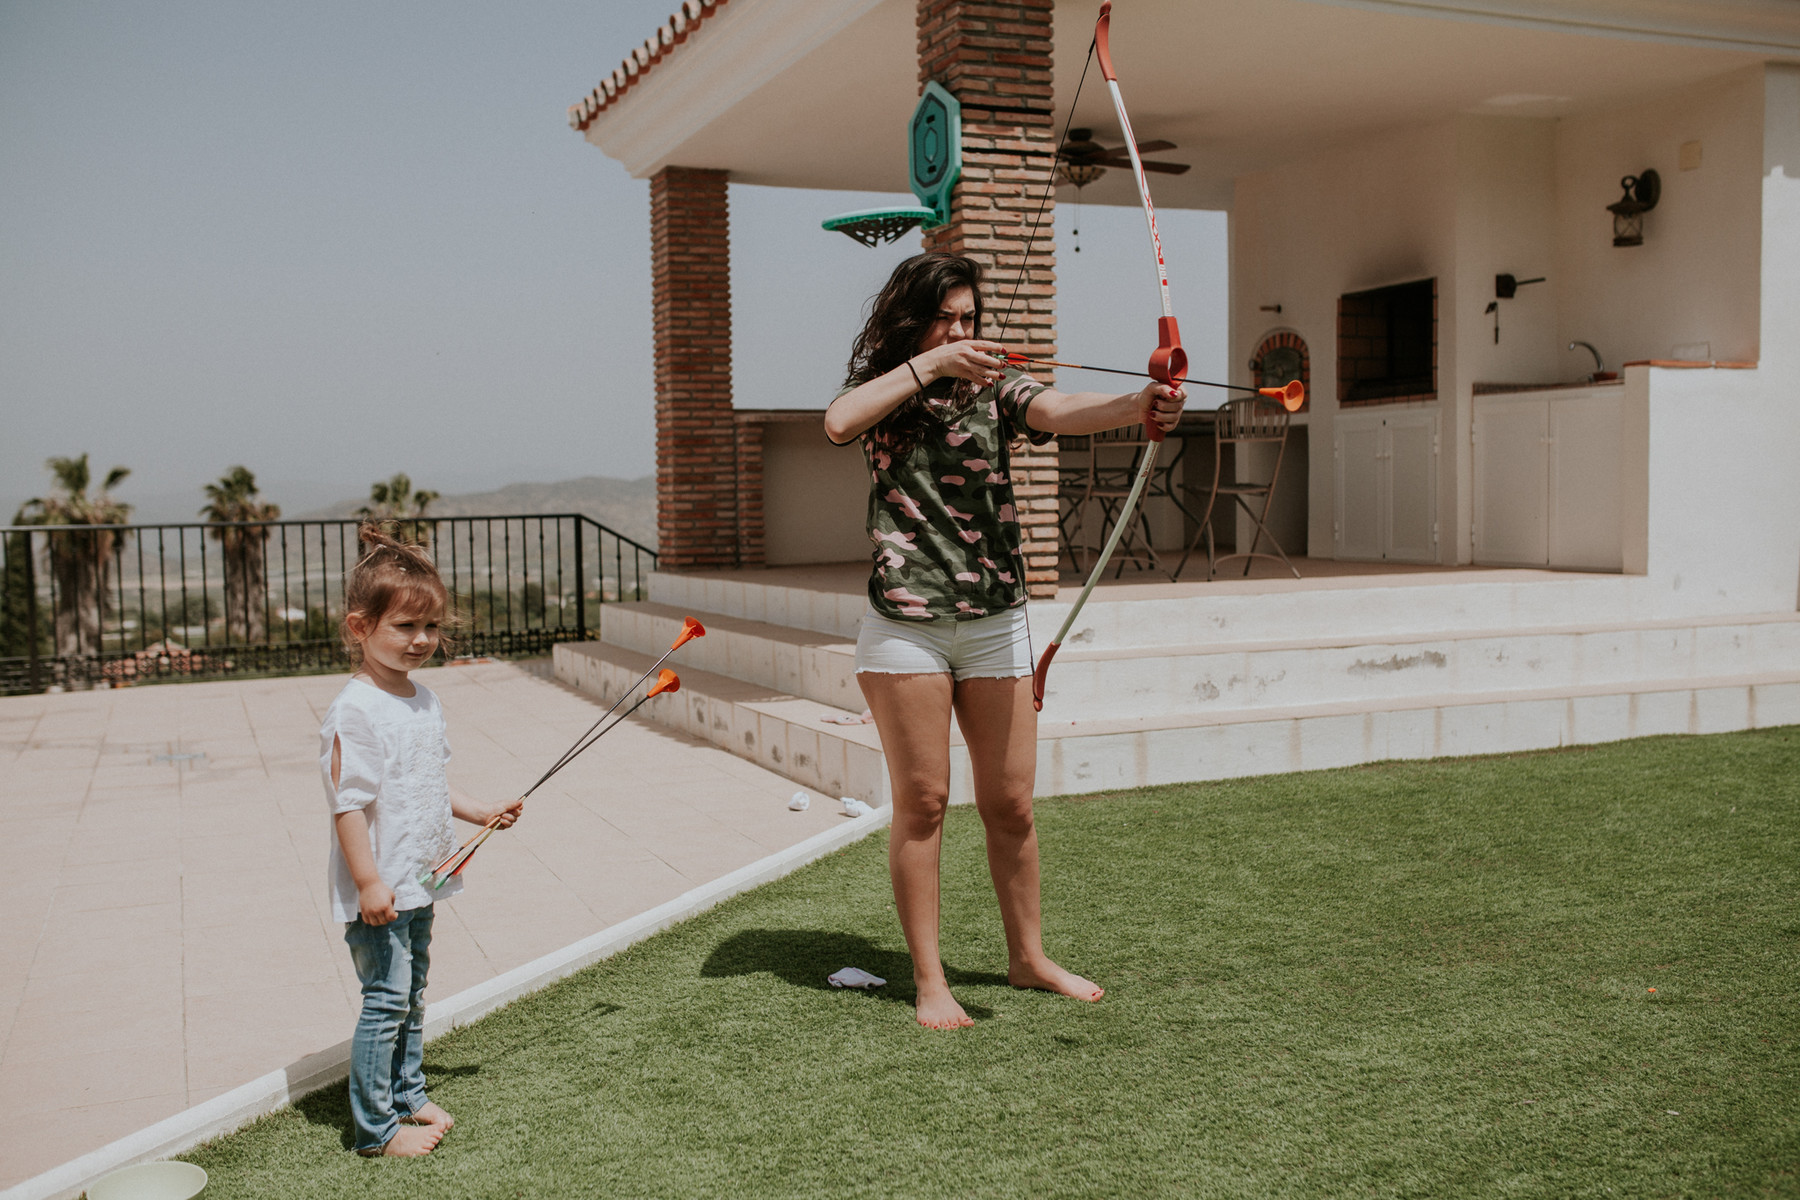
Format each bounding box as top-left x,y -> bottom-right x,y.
14,455 -> 132,676
200,466 -> 280,644
1,513 -> 47,665
357,472 -> 440,547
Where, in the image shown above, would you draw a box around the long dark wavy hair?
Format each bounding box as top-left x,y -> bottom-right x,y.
844,253 -> 985,456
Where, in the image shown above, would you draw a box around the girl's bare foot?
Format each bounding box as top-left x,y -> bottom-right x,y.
914,979 -> 975,1029
403,1101 -> 454,1131
379,1124 -> 442,1156
1009,958 -> 1104,1002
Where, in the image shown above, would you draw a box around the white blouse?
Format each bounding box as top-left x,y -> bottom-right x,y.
319,677 -> 459,922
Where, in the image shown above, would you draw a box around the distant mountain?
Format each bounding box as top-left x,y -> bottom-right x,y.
301,476 -> 657,549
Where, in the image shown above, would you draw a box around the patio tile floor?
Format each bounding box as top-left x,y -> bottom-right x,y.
0,660 -> 850,1190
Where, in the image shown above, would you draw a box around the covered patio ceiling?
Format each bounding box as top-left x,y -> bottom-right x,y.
579,0 -> 1800,209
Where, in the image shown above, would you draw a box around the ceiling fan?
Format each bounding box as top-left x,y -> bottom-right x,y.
1055,128 -> 1191,187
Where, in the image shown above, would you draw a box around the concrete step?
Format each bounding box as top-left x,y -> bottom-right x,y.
1022,572 -> 1665,653
555,640 -> 888,806
649,570 -> 866,640
553,640 -> 1800,803
647,565 -> 1710,649
1040,613 -> 1800,718
597,601 -> 861,712
1032,670 -> 1800,794
604,598 -> 1800,722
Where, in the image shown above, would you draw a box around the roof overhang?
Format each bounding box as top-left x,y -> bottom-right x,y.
575,0 -> 1800,210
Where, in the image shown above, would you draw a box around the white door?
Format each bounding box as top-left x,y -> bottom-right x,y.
1548,392 -> 1622,570
1335,419 -> 1384,560
1334,409 -> 1438,562
1473,396 -> 1549,566
1386,411 -> 1439,563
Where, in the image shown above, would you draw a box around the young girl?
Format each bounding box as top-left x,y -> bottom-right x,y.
825,253 -> 1185,1030
321,525 -> 522,1156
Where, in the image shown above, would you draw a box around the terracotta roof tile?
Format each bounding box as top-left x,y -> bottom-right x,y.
568,0 -> 727,131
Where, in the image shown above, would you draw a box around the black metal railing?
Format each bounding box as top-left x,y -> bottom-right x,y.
0,515 -> 656,694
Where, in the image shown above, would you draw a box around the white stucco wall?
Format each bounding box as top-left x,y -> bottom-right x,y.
1233,120 -> 1460,560
1613,65 -> 1799,619
762,421 -> 871,566
1232,64 -> 1783,578
1760,63 -> 1800,612
1553,67 -> 1765,367
1452,116 -> 1561,562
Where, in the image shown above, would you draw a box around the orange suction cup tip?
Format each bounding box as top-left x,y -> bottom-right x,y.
672,617 -> 705,650
1258,380 -> 1305,411
648,669 -> 680,697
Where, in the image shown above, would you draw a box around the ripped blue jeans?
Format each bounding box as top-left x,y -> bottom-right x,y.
343,904 -> 433,1153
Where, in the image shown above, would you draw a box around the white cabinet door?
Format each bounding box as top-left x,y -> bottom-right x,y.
1334,409 -> 1439,562
1387,412 -> 1439,563
1335,420 -> 1384,560
1472,387 -> 1621,570
1548,392 -> 1622,570
1472,396 -> 1549,566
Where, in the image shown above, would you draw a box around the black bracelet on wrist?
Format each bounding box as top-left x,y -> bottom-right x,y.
905,359 -> 926,396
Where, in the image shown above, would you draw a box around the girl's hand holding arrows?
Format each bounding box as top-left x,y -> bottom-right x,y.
453,793 -> 523,831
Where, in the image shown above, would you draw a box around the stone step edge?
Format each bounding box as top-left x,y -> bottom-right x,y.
554,643 -> 888,803
558,640 -> 1800,745
601,600 -> 1800,666
650,566 -> 1636,621
1031,669 -> 1800,737
605,599 -> 855,651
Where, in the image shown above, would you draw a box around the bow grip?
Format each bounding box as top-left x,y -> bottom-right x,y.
1144,316 -> 1186,443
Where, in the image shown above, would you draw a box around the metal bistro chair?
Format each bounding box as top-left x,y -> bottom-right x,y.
1065,427 -> 1164,577
1180,396 -> 1301,580
1055,435 -> 1092,574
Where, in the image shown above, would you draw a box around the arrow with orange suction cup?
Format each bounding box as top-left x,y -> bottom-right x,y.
420,618 -> 705,890
527,617 -> 703,791
996,352 -> 1305,412
422,668 -> 685,890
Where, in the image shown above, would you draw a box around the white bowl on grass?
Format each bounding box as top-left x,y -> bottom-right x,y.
86,1160 -> 207,1200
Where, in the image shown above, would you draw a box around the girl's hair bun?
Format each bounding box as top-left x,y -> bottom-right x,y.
341,522 -> 459,664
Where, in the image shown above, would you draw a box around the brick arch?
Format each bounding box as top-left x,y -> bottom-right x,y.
1250,329 -> 1309,411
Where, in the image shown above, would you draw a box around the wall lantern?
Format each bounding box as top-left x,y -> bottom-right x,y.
1606,170 -> 1660,247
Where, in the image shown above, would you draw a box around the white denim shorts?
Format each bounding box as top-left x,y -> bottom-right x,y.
855,605 -> 1032,680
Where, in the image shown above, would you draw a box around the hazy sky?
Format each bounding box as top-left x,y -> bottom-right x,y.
1,1 -> 1225,523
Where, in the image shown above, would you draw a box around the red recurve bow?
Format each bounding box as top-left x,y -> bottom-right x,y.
1032,1 -> 1188,712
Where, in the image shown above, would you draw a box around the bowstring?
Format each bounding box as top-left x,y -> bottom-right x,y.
985,33 -> 1095,609
990,33 -> 1096,349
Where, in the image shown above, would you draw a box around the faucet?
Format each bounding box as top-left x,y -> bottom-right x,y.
1568,341 -> 1605,381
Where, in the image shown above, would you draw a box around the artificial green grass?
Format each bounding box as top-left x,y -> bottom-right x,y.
182,729 -> 1799,1198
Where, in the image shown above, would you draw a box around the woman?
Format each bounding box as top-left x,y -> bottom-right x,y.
825,252 -> 1185,1029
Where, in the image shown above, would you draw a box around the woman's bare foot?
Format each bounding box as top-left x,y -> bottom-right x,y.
379,1124 -> 442,1156
402,1101 -> 454,1131
914,979 -> 975,1029
1009,958 -> 1104,1002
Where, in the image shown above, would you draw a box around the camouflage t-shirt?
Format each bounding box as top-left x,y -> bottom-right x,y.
835,367 -> 1053,621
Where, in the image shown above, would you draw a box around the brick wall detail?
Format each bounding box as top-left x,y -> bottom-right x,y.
1337,279 -> 1438,407
733,417 -> 766,568
651,166 -> 737,568
1250,330 -> 1311,413
918,0 -> 1061,598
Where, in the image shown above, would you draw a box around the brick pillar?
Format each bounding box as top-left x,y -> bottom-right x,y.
733,416 -> 766,568
918,0 -> 1060,598
650,166 -> 736,569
